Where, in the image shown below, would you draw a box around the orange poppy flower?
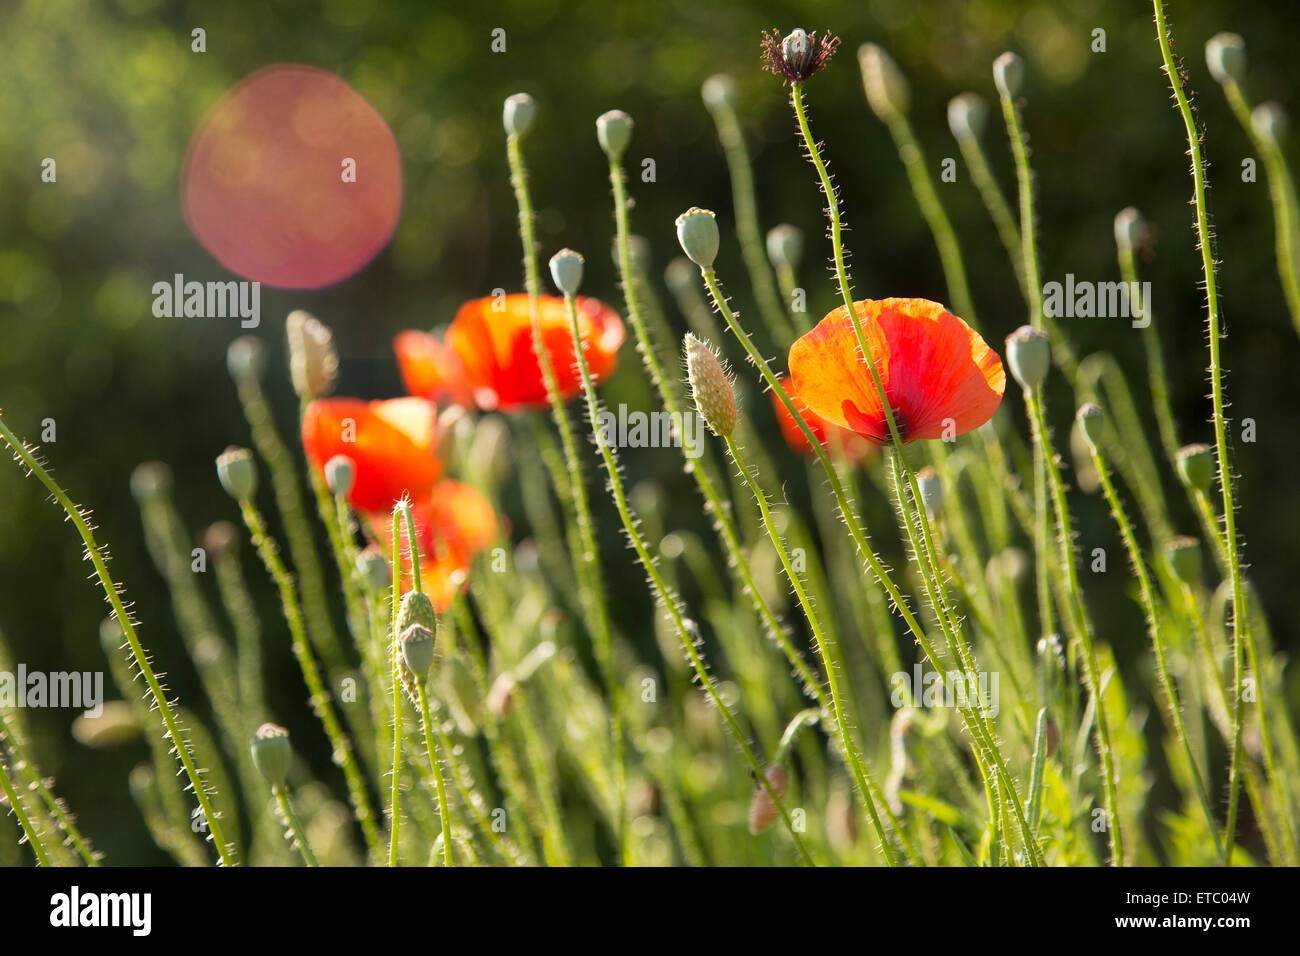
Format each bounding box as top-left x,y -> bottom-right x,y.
771,375 -> 874,464
788,298 -> 1004,444
394,294 -> 624,411
302,396 -> 441,512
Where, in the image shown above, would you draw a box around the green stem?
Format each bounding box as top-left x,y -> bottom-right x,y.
273,786 -> 319,866
387,517 -> 403,866
416,685 -> 453,866
953,127 -> 1027,297
0,743 -> 51,866
0,711 -> 98,865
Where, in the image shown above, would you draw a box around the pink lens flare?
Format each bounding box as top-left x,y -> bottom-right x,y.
181,64 -> 402,290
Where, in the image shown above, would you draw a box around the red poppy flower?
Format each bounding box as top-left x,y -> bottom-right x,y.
302,397 -> 441,512
788,298 -> 1004,444
771,376 -> 874,464
394,294 -> 624,411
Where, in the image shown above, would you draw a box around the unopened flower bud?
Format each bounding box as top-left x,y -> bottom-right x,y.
396,588 -> 436,634
748,766 -> 789,835
251,723 -> 292,788
675,207 -> 719,269
1076,403 -> 1105,452
1176,443 -> 1214,492
947,92 -> 988,140
324,454 -> 354,498
1252,102 -> 1288,145
1164,535 -> 1203,584
202,520 -> 238,558
684,333 -> 737,437
701,73 -> 737,113
766,224 -> 803,272
596,110 -> 634,161
216,447 -> 258,502
226,335 -> 266,383
503,93 -> 537,139
73,702 -> 139,749
1005,325 -> 1050,390
664,257 -> 697,295
1114,206 -> 1144,255
129,461 -> 172,504
355,546 -> 389,593
286,310 -> 338,400
549,248 -> 585,297
916,466 -> 943,516
858,43 -> 910,120
400,622 -> 436,679
1205,33 -> 1246,86
993,52 -> 1024,99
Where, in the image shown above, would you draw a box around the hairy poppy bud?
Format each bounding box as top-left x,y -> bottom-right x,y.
129,461 -> 172,505
947,92 -> 987,140
993,52 -> 1024,99
1076,403 -> 1105,453
916,465 -> 943,516
251,723 -> 292,788
286,310 -> 338,400
596,110 -> 634,161
766,224 -> 803,272
701,73 -> 737,113
684,333 -> 737,437
324,454 -> 354,498
1005,325 -> 1050,390
216,447 -> 258,502
675,207 -> 720,269
400,622 -> 436,680
226,335 -> 266,383
1252,102 -> 1288,145
395,589 -> 438,702
1164,535 -> 1203,584
858,43 -> 910,121
549,248 -> 585,297
503,93 -> 537,139
1205,33 -> 1246,86
748,766 -> 789,835
1176,443 -> 1214,493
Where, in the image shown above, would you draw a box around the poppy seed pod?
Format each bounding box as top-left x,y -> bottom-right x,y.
701,73 -> 737,113
216,446 -> 258,502
684,333 -> 737,437
947,92 -> 988,141
1205,32 -> 1246,86
1114,206 -> 1144,255
993,52 -> 1024,99
549,248 -> 585,297
859,43 -> 910,121
1176,443 -> 1215,493
1252,102 -> 1288,145
503,92 -> 537,139
1164,535 -> 1203,584
286,310 -> 339,400
324,454 -> 355,498
766,224 -> 803,271
226,335 -> 266,383
1076,403 -> 1105,452
916,466 -> 943,516
748,766 -> 789,835
400,622 -> 436,679
675,207 -> 720,268
250,723 -> 292,788
1005,325 -> 1051,390
596,110 -> 634,161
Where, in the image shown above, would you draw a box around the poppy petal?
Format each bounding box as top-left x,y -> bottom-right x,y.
394,330 -> 473,406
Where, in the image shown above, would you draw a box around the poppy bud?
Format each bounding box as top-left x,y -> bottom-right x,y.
324,454 -> 354,498
1005,325 -> 1050,390
683,333 -> 737,437
1205,33 -> 1246,86
858,43 -> 910,121
502,93 -> 537,139
993,52 -> 1024,99
1252,102 -> 1288,145
1164,535 -> 1203,584
701,73 -> 737,113
748,766 -> 789,835
129,461 -> 172,505
1176,443 -> 1215,492
400,622 -> 436,680
765,224 -> 803,272
1114,206 -> 1144,255
675,207 -> 720,269
916,465 -> 943,516
396,588 -> 437,635
286,310 -> 339,400
355,546 -> 389,593
216,446 -> 258,502
251,723 -> 292,788
1076,403 -> 1105,452
664,257 -> 697,295
947,92 -> 987,141
596,109 -> 634,161
202,520 -> 238,558
226,335 -> 266,383
549,248 -> 585,297
73,702 -> 139,749
487,671 -> 517,718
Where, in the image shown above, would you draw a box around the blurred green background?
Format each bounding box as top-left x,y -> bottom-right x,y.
1,0 -> 1296,864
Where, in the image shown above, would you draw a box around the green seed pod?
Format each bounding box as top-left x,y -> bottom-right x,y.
251,723 -> 292,788
1076,403 -> 1105,453
286,310 -> 338,400
129,461 -> 172,505
765,224 -> 803,272
226,335 -> 266,383
1164,535 -> 1203,584
701,73 -> 737,113
596,109 -> 634,161
1005,325 -> 1051,390
675,207 -> 720,269
400,622 -> 436,681
549,248 -> 585,297
947,92 -> 987,141
355,546 -> 390,594
324,454 -> 355,498
215,446 -> 258,502
502,92 -> 537,139
1205,32 -> 1246,86
916,465 -> 943,516
858,42 -> 910,121
1176,443 -> 1215,492
1252,102 -> 1288,145
1114,206 -> 1144,255
684,333 -> 737,437
993,51 -> 1024,99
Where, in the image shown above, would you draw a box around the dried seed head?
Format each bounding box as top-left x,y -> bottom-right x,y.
286,310 -> 338,400
549,248 -> 585,297
1164,535 -> 1203,584
400,622 -> 436,680
215,446 -> 258,502
226,335 -> 266,383
675,207 -> 720,268
1076,403 -> 1105,452
1252,101 -> 1288,145
993,51 -> 1024,99
503,92 -> 537,139
1176,443 -> 1215,492
1205,32 -> 1247,86
947,92 -> 988,140
1005,325 -> 1051,390
760,28 -> 840,84
701,73 -> 737,113
324,454 -> 355,498
916,465 -> 943,516
748,766 -> 789,835
251,723 -> 292,788
858,43 -> 910,120
684,333 -> 737,437
596,109 -> 634,160
765,223 -> 803,271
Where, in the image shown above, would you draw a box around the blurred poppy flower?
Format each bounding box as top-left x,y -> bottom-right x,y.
302,397 -> 441,512
394,294 -> 624,411
789,298 -> 1004,444
771,376 -> 874,463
